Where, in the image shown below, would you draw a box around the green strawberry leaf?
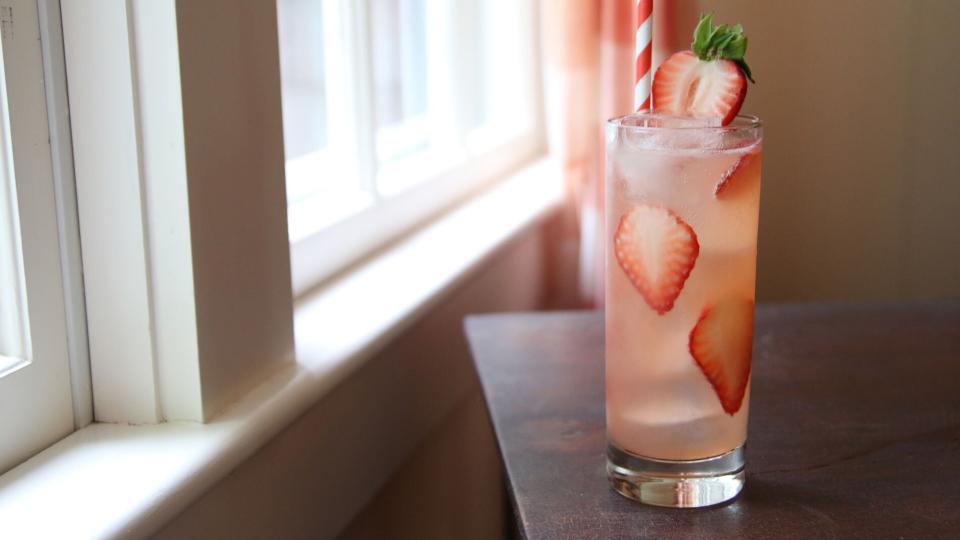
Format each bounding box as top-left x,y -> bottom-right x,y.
690,13 -> 755,83
713,31 -> 736,53
725,35 -> 747,60
693,13 -> 713,55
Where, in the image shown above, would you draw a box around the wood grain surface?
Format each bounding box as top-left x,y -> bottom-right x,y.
465,302 -> 960,539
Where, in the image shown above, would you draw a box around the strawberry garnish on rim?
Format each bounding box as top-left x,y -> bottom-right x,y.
715,147 -> 761,199
689,298 -> 755,415
652,14 -> 755,126
614,204 -> 699,315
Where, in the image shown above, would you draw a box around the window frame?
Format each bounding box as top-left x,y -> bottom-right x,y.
0,0 -> 88,475
284,0 -> 545,295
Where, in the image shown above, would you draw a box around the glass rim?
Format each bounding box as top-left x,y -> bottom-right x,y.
607,113 -> 762,133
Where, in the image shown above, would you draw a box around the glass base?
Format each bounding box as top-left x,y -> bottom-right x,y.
606,443 -> 745,508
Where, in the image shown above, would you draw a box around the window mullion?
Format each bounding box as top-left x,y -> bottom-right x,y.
423,0 -> 462,157
37,0 -> 93,428
319,0 -> 352,185
447,0 -> 480,152
348,0 -> 379,199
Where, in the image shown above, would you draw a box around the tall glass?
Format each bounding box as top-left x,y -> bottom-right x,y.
604,113 -> 762,507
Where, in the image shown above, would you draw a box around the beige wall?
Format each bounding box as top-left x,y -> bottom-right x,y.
670,0 -> 960,301
337,390 -> 507,540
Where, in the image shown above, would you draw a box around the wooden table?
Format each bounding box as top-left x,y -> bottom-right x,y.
464,302 -> 960,539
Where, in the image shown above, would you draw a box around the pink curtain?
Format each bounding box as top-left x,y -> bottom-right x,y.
541,1 -> 674,307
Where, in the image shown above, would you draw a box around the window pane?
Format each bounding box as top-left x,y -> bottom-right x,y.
0,181 -> 27,369
370,0 -> 429,163
0,54 -> 28,371
277,0 -> 327,161
465,0 -> 533,152
278,0 -> 350,223
278,0 -> 374,239
458,0 -> 487,131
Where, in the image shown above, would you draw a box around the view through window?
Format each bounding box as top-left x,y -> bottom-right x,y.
278,0 -> 537,276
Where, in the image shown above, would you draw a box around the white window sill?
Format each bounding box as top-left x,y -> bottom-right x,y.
0,158 -> 563,539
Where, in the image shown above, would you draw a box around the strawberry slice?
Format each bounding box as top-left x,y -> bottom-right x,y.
652,51 -> 745,125
652,14 -> 754,126
715,148 -> 761,199
689,298 -> 755,415
614,204 -> 699,314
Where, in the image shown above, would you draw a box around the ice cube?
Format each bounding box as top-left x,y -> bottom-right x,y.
618,113 -> 726,151
621,113 -> 722,129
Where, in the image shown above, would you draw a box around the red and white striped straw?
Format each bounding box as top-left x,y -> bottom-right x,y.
635,0 -> 653,111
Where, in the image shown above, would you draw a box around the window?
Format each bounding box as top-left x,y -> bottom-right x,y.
0,0 -> 85,474
0,116 -> 28,375
278,0 -> 542,294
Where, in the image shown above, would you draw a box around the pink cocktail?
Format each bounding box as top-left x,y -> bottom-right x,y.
605,113 -> 762,507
